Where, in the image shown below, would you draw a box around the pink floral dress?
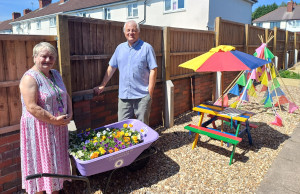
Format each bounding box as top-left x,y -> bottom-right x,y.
20,69 -> 70,194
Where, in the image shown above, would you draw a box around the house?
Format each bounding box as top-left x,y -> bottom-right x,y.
253,0 -> 300,32
0,0 -> 257,35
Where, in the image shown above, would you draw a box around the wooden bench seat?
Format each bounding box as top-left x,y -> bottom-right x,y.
184,124 -> 242,165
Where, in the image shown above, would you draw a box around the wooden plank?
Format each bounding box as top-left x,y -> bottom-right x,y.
0,80 -> 20,87
57,15 -> 72,96
0,88 -> 9,128
25,41 -> 35,69
7,86 -> 21,125
185,124 -> 241,145
0,34 -> 56,41
68,21 -> 75,55
4,40 -> 17,81
70,54 -> 111,60
82,22 -> 90,54
15,41 -> 28,79
0,41 -> 5,82
0,124 -> 20,135
74,21 -> 83,55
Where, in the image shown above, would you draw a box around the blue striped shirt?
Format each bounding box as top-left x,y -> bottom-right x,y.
109,39 -> 157,99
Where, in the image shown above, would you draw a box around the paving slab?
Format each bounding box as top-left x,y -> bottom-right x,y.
256,124 -> 300,194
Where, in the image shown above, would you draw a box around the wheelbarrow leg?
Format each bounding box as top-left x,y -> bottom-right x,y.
104,169 -> 117,194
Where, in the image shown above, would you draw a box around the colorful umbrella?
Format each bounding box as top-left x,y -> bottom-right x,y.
179,45 -> 270,144
179,45 -> 270,72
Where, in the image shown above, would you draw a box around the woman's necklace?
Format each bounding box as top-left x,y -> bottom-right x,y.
39,70 -> 64,113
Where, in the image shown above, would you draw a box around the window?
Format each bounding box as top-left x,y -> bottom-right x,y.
50,17 -> 56,27
165,0 -> 184,12
36,20 -> 41,29
128,3 -> 138,17
270,21 -> 280,29
27,22 -> 31,30
256,22 -> 262,27
104,8 -> 111,20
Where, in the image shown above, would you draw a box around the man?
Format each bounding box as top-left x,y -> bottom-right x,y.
94,20 -> 157,125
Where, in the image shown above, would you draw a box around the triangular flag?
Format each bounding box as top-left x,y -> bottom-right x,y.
275,95 -> 289,106
271,114 -> 283,127
230,101 -> 238,108
288,102 -> 299,113
248,85 -> 257,97
263,89 -> 269,98
229,84 -> 240,96
257,66 -> 262,73
261,85 -> 268,92
264,47 -> 275,60
241,90 -> 249,101
271,65 -> 277,79
236,74 -> 246,86
261,72 -> 269,86
246,80 -> 253,90
273,78 -> 280,88
255,43 -> 266,59
267,71 -> 272,81
250,69 -> 257,80
271,87 -> 285,97
223,94 -> 229,107
264,98 -> 273,107
259,71 -> 265,82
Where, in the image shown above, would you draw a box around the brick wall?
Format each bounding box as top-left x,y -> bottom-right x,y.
73,82 -> 164,131
0,131 -> 22,194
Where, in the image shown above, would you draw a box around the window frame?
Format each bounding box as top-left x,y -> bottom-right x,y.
164,0 -> 185,12
127,3 -> 138,18
104,8 -> 111,20
270,21 -> 280,29
50,17 -> 56,27
36,20 -> 41,30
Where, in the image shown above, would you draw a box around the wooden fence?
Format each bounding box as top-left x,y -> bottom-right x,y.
1,16 -> 300,134
0,35 -> 57,135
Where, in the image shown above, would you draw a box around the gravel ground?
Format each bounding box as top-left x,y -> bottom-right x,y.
64,84 -> 300,194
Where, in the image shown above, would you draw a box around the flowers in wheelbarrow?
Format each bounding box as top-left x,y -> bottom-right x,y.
69,123 -> 146,161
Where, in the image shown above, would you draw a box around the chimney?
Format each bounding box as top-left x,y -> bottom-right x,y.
12,12 -> 21,21
287,0 -> 295,12
39,0 -> 52,8
23,9 -> 32,15
60,0 -> 68,3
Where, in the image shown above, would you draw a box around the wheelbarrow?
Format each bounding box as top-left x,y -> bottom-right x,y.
26,119 -> 159,193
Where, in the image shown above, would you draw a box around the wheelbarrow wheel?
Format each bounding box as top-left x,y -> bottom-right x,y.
126,146 -> 156,172
126,157 -> 150,172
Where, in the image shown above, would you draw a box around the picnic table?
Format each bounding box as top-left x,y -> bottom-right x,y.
184,103 -> 256,165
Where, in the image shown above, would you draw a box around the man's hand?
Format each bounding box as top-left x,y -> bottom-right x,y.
93,85 -> 105,95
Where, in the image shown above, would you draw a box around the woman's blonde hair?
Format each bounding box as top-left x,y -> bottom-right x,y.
33,42 -> 57,58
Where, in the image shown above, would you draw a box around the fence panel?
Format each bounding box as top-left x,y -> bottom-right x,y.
0,35 -> 57,134
168,28 -> 215,79
217,18 -> 245,51
276,28 -> 286,69
67,17 -> 163,94
287,31 -> 295,68
247,25 -> 265,55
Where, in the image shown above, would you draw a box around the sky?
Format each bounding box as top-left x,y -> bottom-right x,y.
1,0 -> 300,21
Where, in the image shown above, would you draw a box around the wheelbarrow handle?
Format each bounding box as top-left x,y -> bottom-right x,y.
26,173 -> 91,194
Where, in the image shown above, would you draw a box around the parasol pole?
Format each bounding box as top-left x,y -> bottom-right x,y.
215,70 -> 245,103
221,73 -> 224,146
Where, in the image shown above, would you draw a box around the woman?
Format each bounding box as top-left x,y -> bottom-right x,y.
20,42 -> 72,194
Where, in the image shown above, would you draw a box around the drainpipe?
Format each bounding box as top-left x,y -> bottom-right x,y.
139,0 -> 148,24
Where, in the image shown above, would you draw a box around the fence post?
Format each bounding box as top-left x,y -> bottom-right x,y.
245,24 -> 249,54
294,32 -> 298,64
273,27 -> 277,57
265,28 -> 269,43
163,27 -> 170,81
284,30 -> 289,69
215,17 -> 221,47
56,14 -> 72,96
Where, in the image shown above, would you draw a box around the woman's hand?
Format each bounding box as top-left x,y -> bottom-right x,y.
53,114 -> 71,126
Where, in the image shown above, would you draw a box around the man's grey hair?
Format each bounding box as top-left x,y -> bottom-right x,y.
123,20 -> 140,33
33,42 -> 57,58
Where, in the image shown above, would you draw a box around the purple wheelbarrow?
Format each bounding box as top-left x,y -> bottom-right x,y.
26,119 -> 159,193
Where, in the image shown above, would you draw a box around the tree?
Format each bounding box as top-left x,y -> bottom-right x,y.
252,3 -> 278,21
